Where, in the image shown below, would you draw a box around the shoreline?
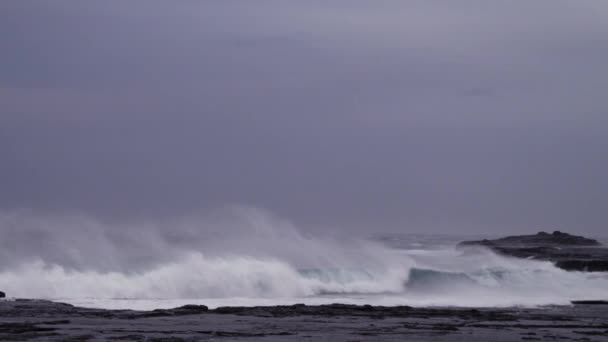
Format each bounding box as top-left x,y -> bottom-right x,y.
1,299 -> 607,341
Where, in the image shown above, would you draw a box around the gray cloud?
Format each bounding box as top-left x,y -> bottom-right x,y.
1,1 -> 608,234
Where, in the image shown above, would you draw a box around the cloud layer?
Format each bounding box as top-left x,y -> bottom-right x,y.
2,1 -> 608,234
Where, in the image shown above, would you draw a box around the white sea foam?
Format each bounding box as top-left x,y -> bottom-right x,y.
0,209 -> 607,310
0,253 -> 409,300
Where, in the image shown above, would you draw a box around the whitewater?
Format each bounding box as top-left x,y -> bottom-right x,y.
1,209 -> 607,310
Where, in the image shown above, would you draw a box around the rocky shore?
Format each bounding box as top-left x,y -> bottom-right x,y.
1,299 -> 607,341
458,231 -> 608,272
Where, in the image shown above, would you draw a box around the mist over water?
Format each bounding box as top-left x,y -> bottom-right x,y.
2,1 -> 608,318
1,208 -> 607,310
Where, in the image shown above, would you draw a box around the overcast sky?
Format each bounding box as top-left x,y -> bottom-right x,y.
1,1 -> 608,235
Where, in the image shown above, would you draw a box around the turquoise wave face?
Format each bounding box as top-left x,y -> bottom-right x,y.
298,268 -> 375,283
406,268 -> 477,291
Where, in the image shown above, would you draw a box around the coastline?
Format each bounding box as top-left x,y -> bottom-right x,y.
1,299 -> 607,341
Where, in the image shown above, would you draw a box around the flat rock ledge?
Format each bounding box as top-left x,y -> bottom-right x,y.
1,299 -> 608,341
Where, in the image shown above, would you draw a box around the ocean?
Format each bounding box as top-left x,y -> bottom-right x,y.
2,224 -> 607,311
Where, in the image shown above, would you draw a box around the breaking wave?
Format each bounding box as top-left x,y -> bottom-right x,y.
0,254 -> 409,300
1,208 -> 607,309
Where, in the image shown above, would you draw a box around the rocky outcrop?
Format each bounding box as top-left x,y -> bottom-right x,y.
458,231 -> 608,272
144,304 -> 209,317
0,292 -> 5,299
458,231 -> 601,247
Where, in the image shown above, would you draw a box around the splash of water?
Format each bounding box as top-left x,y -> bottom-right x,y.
1,208 -> 607,309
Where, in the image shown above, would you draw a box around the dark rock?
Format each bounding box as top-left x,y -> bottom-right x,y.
172,304 -> 208,314
0,322 -> 57,334
6,299 -> 608,341
142,305 -> 209,317
0,291 -> 4,298
573,330 -> 608,336
458,231 -> 608,272
208,304 -> 512,321
215,306 -> 248,314
555,259 -> 608,272
149,338 -> 187,342
571,300 -> 608,305
108,335 -> 146,341
458,231 -> 601,248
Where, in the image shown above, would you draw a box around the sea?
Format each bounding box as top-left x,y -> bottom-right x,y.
2,220 -> 607,311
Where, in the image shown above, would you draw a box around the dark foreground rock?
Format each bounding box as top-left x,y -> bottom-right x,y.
1,299 -> 608,341
458,231 -> 608,272
571,300 -> 608,305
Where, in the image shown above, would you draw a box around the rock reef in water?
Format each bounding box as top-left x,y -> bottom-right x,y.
458,231 -> 601,247
458,231 -> 608,272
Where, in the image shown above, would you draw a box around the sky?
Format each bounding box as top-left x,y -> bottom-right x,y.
1,1 -> 608,235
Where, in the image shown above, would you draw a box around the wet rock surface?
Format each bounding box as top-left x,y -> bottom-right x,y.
458,231 -> 608,272
1,299 -> 607,341
459,231 -> 601,247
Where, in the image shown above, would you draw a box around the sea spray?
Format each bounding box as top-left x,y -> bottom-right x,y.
1,208 -> 607,309
0,208 -> 411,300
0,253 -> 410,300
